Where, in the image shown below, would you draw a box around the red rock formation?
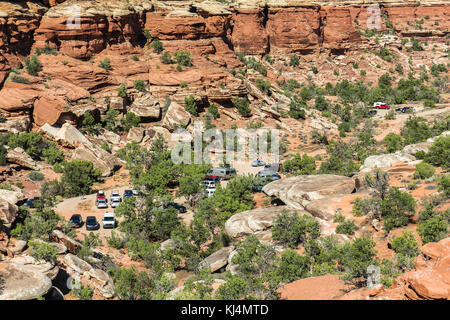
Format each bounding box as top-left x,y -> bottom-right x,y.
267,7 -> 321,54
144,12 -> 230,40
33,13 -> 145,59
230,9 -> 268,55
320,6 -> 363,50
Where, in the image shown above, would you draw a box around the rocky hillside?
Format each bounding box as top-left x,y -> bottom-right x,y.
0,0 -> 448,301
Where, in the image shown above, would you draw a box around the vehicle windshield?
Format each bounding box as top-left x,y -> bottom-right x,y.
98,199 -> 106,203
87,218 -> 96,223
103,217 -> 114,221
71,216 -> 81,222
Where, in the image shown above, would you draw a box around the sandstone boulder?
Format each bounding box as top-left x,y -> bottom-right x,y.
198,246 -> 235,273
6,147 -> 42,170
0,189 -> 25,205
0,116 -> 30,134
62,253 -> 93,275
72,144 -> 121,177
126,126 -> 145,143
0,262 -> 52,300
88,268 -> 115,299
402,142 -> 432,156
0,198 -> 18,227
162,101 -> 192,132
225,206 -> 305,239
361,152 -> 416,170
262,175 -> 355,210
39,122 -> 91,148
51,230 -> 82,254
129,93 -> 161,120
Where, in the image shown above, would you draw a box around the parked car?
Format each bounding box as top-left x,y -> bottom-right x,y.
368,110 -> 377,115
252,176 -> 273,192
132,189 -> 139,196
257,169 -> 281,180
163,202 -> 187,213
373,102 -> 387,108
96,198 -> 108,209
96,190 -> 106,200
374,103 -> 390,109
202,180 -> 218,189
69,214 -> 83,228
395,106 -> 415,113
102,212 -> 116,229
123,190 -> 133,198
264,163 -> 282,172
110,191 -> 121,203
205,187 -> 216,198
251,159 -> 266,167
110,199 -> 121,208
85,216 -> 100,231
204,175 -> 221,183
206,168 -> 236,180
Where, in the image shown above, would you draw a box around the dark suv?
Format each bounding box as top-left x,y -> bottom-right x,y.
85,216 -> 100,231
163,202 -> 187,213
69,214 -> 83,228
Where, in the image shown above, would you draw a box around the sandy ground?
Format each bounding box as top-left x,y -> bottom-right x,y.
279,274 -> 351,300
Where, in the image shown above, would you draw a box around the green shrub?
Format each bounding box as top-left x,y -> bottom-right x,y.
121,112 -> 141,131
133,80 -> 146,92
384,133 -> 403,153
184,95 -> 199,116
107,231 -> 124,249
289,54 -> 299,67
418,215 -> 449,244
11,75 -> 30,84
233,97 -> 251,117
151,38 -> 163,54
413,162 -> 435,179
98,58 -> 111,71
25,55 -> 42,76
381,187 -> 416,233
281,154 -> 316,175
424,136 -> 450,169
207,103 -> 220,119
174,51 -> 193,67
336,220 -> 358,235
28,171 -> 44,182
60,160 -> 102,197
437,174 -> 449,198
35,46 -> 57,56
161,52 -> 173,64
28,240 -> 57,263
117,83 -> 128,98
255,78 -> 271,95
272,210 -> 320,248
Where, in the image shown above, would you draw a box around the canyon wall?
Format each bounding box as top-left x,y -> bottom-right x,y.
4,0 -> 447,62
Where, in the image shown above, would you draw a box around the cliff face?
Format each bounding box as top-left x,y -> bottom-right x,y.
6,0 -> 447,61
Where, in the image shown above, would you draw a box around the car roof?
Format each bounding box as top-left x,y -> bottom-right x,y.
86,216 -> 97,220
104,212 -> 115,217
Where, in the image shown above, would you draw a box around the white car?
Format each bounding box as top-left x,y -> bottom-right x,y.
110,199 -> 121,208
206,188 -> 216,198
102,212 -> 115,229
110,191 -> 121,203
96,198 -> 108,209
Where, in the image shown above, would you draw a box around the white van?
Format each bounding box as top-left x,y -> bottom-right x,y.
206,168 -> 236,180
102,212 -> 115,229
